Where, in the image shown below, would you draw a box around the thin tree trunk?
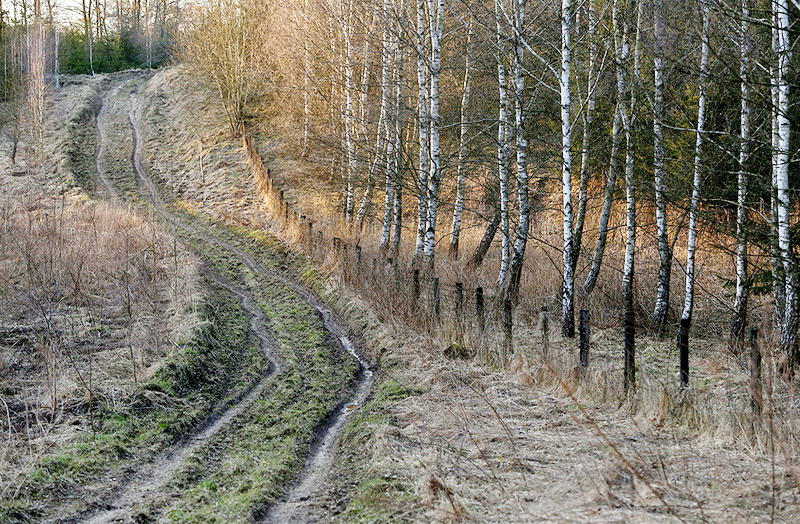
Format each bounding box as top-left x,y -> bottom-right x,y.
774,0 -> 795,363
343,1 -> 356,221
618,0 -> 637,392
367,1 -> 394,234
468,208 -> 501,270
449,23 -> 473,260
572,0 -> 596,273
560,0 -> 575,336
583,103 -> 621,294
651,0 -> 670,329
415,0 -> 429,258
423,0 -> 444,267
504,0 -> 530,303
392,31 -> 405,254
496,0 -> 511,286
679,0 -> 709,367
731,0 -> 750,351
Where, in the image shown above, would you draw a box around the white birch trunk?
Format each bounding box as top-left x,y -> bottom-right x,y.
774,0 -> 795,359
449,23 -> 473,259
572,0 -> 596,272
561,0 -> 575,336
652,0 -> 670,327
415,0 -> 430,257
618,0 -> 637,389
770,23 -> 786,325
372,2 -> 395,235
681,0 -> 709,323
505,0 -> 529,301
343,1 -> 356,221
423,0 -> 444,265
496,0 -> 511,286
731,0 -> 750,347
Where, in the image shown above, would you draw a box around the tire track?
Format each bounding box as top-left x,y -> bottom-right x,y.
124,85 -> 376,524
79,84 -> 283,524
91,84 -> 374,522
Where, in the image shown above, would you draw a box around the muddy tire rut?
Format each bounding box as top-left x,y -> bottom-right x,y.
77,79 -> 373,523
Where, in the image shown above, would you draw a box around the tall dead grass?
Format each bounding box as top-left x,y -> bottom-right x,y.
243,131 -> 799,482
0,195 -> 200,499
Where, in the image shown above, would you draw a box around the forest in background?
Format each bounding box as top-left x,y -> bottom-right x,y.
5,0 -> 800,383
2,0 -> 800,520
177,0 -> 800,386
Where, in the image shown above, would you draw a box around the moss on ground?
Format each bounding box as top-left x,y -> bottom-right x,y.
332,376 -> 422,523
0,284 -> 260,523
63,87 -> 101,190
137,210 -> 358,522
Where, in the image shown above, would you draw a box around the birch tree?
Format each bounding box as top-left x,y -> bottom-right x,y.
415,0 -> 429,258
730,0 -> 749,350
342,0 -> 357,221
423,0 -> 444,266
495,0 -> 512,286
678,0 -> 710,377
560,0 -> 575,336
651,0 -> 671,329
773,0 -> 795,362
617,0 -> 637,391
449,21 -> 473,260
502,0 -> 530,301
572,0 -> 597,273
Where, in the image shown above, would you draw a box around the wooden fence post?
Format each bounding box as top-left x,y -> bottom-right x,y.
624,309 -> 636,392
750,328 -> 762,418
579,309 -> 590,369
411,269 -> 420,300
678,317 -> 690,388
539,305 -> 550,353
355,246 -> 362,272
476,287 -> 485,330
433,277 -> 441,317
503,298 -> 513,358
455,282 -> 463,316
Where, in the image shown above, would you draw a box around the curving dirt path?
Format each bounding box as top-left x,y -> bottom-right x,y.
80,81 -> 374,522
124,88 -> 376,524
81,84 -> 283,524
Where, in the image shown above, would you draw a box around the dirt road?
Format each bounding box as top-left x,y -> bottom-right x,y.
74,76 -> 374,523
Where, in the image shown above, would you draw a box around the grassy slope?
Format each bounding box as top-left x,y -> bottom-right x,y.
0,76 -> 264,523
143,211 -> 357,523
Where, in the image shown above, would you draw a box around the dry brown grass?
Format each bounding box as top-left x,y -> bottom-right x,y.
0,77 -> 201,503
139,67 -> 800,521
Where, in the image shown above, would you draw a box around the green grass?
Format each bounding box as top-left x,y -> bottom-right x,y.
145,210 -> 358,522
0,284 -> 261,523
333,376 -> 422,523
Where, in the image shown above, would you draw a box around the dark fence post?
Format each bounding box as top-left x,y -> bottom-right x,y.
355,246 -> 362,272
678,317 -> 690,388
412,269 -> 420,299
476,287 -> 485,330
433,277 -> 441,317
308,221 -> 313,238
503,298 -> 513,357
579,309 -> 590,369
539,305 -> 550,353
624,309 -> 636,392
750,328 -> 762,418
455,282 -> 463,316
